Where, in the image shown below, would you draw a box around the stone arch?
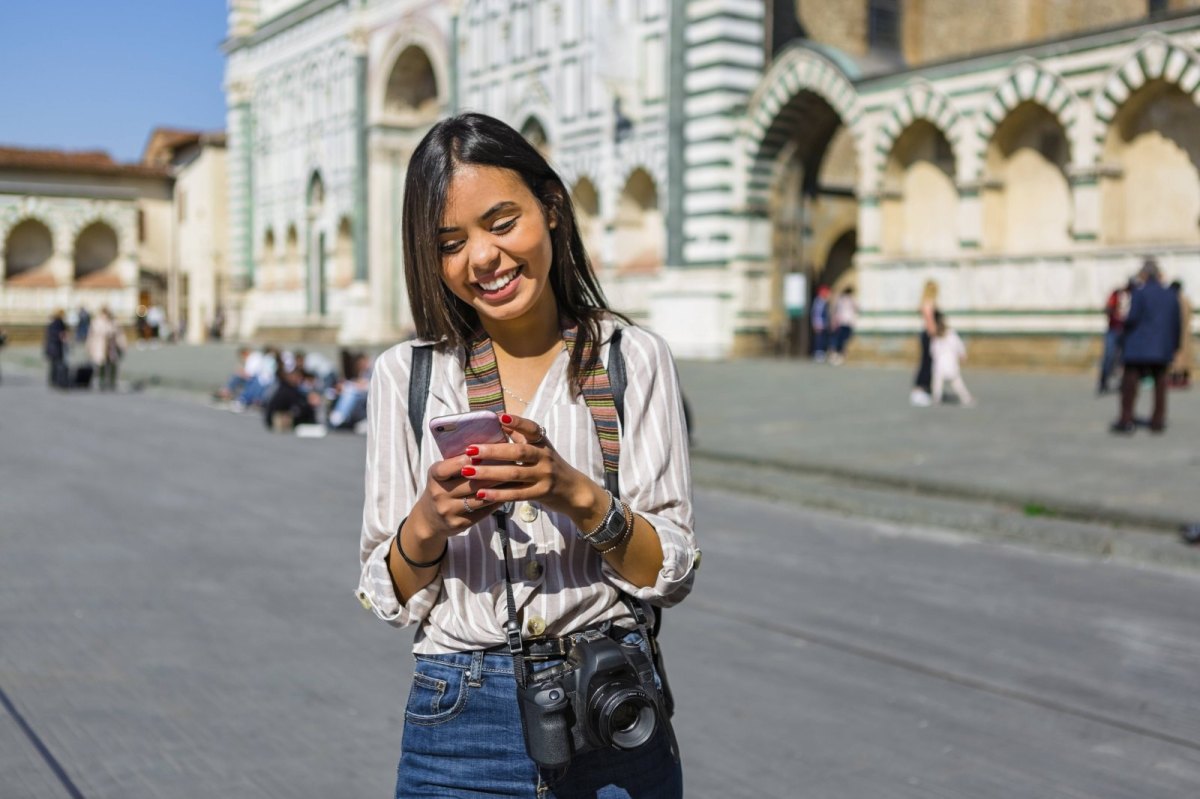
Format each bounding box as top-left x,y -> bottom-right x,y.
4,217 -> 56,287
974,60 -> 1082,178
881,121 -> 958,257
872,81 -> 963,191
73,221 -> 120,286
520,115 -> 551,160
259,227 -> 276,289
1094,34 -> 1200,160
283,223 -> 301,290
740,44 -> 863,210
334,216 -> 353,288
613,167 -> 663,275
981,101 -> 1073,253
570,175 -> 602,266
372,22 -> 448,127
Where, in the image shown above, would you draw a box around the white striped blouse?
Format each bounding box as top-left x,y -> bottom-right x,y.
356,317 -> 698,654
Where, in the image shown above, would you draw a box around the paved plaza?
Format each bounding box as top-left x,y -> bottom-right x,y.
2,368 -> 1200,797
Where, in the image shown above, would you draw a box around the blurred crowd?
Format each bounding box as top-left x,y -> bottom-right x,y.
213,345 -> 374,436
42,305 -> 128,391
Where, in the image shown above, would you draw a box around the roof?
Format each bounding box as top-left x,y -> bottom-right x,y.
141,127 -> 227,167
0,145 -> 170,179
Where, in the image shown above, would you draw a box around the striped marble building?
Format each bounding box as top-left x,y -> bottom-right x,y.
224,1 -> 1200,364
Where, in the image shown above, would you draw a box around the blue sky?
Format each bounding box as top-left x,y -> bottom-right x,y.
0,1 -> 228,163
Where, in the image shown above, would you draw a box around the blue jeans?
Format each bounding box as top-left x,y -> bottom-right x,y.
1099,329 -> 1122,390
396,632 -> 682,799
812,329 -> 829,356
833,325 -> 853,354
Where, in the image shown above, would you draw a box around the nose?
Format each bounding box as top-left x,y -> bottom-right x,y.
466,234 -> 500,273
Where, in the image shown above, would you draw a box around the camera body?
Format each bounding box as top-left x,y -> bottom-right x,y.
518,630 -> 662,770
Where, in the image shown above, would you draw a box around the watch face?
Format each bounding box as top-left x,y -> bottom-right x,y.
604,508 -> 625,537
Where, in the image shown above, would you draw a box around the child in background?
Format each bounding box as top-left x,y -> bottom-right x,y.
930,311 -> 974,406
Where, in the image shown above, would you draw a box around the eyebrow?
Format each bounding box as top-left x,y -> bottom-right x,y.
437,201 -> 520,235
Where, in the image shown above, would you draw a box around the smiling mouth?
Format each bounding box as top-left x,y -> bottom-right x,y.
475,265 -> 523,293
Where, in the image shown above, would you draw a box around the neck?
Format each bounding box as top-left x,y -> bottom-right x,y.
479,300 -> 562,359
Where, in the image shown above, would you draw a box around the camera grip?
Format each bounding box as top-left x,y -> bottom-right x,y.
519,684 -> 573,770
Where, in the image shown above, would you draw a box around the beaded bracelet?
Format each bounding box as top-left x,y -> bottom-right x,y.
593,499 -> 635,555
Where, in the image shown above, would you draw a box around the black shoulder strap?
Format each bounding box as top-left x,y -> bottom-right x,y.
408,344 -> 434,449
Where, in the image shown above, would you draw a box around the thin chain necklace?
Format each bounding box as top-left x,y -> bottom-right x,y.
500,343 -> 567,409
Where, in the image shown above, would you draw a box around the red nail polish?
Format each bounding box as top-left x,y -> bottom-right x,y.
500,414 -> 513,424
471,457 -> 482,465
465,445 -> 479,456
476,490 -> 488,500
461,466 -> 476,477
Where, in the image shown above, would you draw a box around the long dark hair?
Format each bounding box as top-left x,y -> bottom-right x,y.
402,112 -> 621,386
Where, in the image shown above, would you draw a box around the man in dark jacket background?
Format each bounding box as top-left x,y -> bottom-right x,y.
1112,259 -> 1181,433
43,309 -> 69,389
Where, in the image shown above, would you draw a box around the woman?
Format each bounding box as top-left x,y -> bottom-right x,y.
357,113 -> 697,799
910,279 -> 939,406
86,307 -> 126,391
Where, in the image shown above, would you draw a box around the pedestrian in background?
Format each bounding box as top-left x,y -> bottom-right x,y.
910,279 -> 939,406
87,307 -> 127,392
1168,280 -> 1192,389
74,305 -> 91,344
1112,259 -> 1181,434
930,311 -> 974,407
43,309 -> 69,389
1098,280 -> 1133,394
811,285 -> 831,362
829,286 -> 857,365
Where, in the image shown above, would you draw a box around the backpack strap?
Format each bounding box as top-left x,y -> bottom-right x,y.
603,328 -> 626,498
408,344 -> 434,450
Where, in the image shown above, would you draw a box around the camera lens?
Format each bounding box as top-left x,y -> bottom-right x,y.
591,687 -> 656,750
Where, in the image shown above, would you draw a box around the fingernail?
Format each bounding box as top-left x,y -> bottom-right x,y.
465,445 -> 479,456
500,414 -> 513,424
476,490 -> 488,500
471,457 -> 482,465
461,466 -> 476,477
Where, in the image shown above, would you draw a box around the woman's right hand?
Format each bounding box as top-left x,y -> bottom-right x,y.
409,454 -> 498,543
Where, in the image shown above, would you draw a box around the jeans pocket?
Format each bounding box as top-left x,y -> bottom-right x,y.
404,660 -> 470,726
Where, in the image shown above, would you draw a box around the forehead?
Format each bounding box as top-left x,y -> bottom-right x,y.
441,164 -> 536,224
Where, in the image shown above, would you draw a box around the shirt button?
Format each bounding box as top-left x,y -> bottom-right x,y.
524,559 -> 544,581
519,502 -> 539,523
526,615 -> 547,637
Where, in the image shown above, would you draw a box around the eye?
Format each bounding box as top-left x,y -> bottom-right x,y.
492,217 -> 518,234
438,239 -> 465,255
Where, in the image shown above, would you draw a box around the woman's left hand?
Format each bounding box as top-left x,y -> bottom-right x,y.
461,413 -> 597,516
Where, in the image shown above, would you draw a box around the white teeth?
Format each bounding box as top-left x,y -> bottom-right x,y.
479,270 -> 517,292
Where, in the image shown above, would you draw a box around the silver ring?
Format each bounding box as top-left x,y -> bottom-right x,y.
530,424 -> 546,445
515,460 -> 525,466
462,497 -> 473,514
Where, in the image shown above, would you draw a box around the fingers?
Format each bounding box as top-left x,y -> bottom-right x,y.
499,413 -> 547,445
465,442 -> 541,465
429,454 -> 473,483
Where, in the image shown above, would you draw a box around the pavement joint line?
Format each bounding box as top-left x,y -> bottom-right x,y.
0,685 -> 87,799
691,448 -> 1189,534
690,597 -> 1200,755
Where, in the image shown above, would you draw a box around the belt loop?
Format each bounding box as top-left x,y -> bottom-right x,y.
468,650 -> 484,687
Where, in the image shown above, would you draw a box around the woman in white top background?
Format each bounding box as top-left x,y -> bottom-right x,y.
357,113 -> 697,798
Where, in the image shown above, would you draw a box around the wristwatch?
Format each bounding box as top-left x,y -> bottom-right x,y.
581,492 -> 628,549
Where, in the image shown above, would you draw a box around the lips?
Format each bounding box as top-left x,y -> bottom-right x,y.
474,265 -> 524,302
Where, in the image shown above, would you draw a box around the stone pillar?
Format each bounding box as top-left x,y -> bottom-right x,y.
1069,166 -> 1101,244
340,28 -> 373,343
857,194 -> 881,255
957,183 -> 982,251
225,78 -> 255,337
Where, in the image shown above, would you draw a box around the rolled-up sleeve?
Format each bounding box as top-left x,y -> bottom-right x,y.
356,345 -> 443,626
601,329 -> 698,607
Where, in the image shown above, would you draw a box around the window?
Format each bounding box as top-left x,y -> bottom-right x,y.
868,0 -> 900,52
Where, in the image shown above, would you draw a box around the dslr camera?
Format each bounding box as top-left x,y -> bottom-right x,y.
518,629 -> 663,770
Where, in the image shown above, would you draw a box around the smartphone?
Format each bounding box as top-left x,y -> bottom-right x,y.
429,410 -> 508,459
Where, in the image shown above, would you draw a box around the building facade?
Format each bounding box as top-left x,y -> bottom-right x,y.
224,0 -> 1200,365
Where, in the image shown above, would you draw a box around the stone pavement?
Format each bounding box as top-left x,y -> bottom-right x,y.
6,341 -> 1198,534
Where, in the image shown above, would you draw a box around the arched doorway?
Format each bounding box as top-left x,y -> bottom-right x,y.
614,168 -> 663,275
1101,79 -> 1200,245
74,221 -> 120,286
4,218 -> 55,287
520,117 -> 551,161
881,120 -> 957,257
982,102 -> 1072,253
334,216 -> 353,288
763,90 -> 859,356
260,228 -> 276,289
384,45 -> 439,124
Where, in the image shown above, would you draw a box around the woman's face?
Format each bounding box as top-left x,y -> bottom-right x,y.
437,164 -> 556,330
